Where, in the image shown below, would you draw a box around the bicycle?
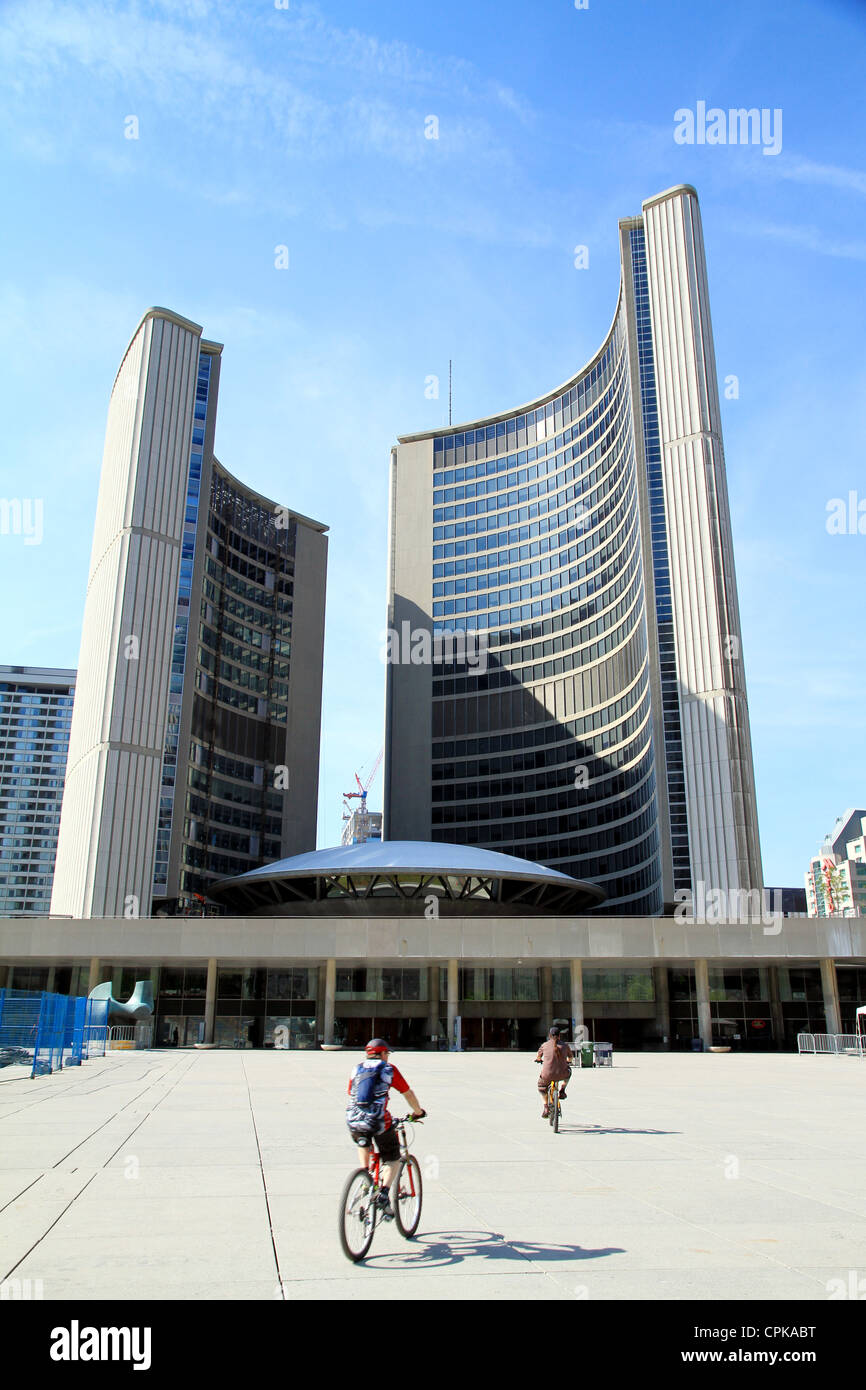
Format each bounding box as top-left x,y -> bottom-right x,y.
339,1117 -> 424,1262
547,1078 -> 563,1132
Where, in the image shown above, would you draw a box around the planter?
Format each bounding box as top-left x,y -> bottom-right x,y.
709,1045 -> 731,1053
321,1044 -> 344,1051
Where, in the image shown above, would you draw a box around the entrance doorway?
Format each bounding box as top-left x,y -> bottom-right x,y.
334,1017 -> 427,1049
460,1018 -> 536,1049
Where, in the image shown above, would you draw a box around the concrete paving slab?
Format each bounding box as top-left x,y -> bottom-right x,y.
85,1165 -> 265,1198
37,1279 -> 284,1302
2,1050 -> 866,1301
279,1272 -> 570,1300
697,1221 -> 866,1266
0,1170 -> 43,1209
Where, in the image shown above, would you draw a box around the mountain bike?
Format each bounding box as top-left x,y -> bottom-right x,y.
547,1078 -> 562,1133
536,1057 -> 571,1134
339,1117 -> 424,1262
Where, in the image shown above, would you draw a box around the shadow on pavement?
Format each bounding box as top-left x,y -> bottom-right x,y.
571,1124 -> 680,1135
365,1228 -> 624,1270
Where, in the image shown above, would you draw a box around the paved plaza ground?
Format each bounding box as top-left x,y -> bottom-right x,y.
1,1048 -> 865,1302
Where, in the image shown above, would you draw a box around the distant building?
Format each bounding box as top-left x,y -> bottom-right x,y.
50,308 -> 327,919
805,809 -> 866,917
0,666 -> 76,914
341,808 -> 383,846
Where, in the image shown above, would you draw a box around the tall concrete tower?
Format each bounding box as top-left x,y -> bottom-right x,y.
385,187 -> 762,913
52,309 -> 327,918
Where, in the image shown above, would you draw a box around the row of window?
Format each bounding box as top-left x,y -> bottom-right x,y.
432,363 -> 629,513
433,698 -> 652,789
433,329 -> 621,466
433,668 -> 647,762
433,458 -> 634,614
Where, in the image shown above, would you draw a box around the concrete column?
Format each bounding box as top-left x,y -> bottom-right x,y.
87,957 -> 101,993
694,959 -> 712,1051
447,959 -> 458,1049
323,958 -> 336,1045
204,958 -> 217,1044
426,965 -> 440,1049
820,958 -> 842,1036
541,965 -> 553,1036
569,959 -> 584,1038
767,966 -> 785,1051
653,965 -> 671,1049
0,965 -> 9,990
46,966 -> 56,994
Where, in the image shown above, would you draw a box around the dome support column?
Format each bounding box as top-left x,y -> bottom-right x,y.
323,958 -> 336,1045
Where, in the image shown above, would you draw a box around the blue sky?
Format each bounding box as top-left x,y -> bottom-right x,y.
0,0 -> 864,883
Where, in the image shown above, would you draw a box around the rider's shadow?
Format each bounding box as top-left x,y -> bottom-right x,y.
365,1229 -> 624,1270
572,1125 -> 680,1136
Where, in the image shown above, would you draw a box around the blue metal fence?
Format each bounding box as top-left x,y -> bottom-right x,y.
0,989 -> 109,1078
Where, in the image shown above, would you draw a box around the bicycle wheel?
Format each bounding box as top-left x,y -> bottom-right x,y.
548,1083 -> 557,1129
553,1088 -> 560,1134
391,1155 -> 423,1238
339,1168 -> 376,1262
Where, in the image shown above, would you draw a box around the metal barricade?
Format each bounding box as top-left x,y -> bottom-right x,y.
63,996 -> 88,1066
108,1023 -> 153,1050
83,997 -> 109,1060
0,989 -> 110,1077
0,989 -> 40,1071
33,992 -> 67,1075
799,1032 -> 866,1058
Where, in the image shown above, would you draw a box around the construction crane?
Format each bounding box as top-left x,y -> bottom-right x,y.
341,749 -> 383,843
342,748 -> 383,813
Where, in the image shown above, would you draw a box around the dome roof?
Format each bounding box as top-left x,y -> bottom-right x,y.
207,840 -> 605,916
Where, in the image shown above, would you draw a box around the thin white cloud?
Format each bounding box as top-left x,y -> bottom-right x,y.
774,157 -> 866,198
738,218 -> 866,261
0,0 -> 532,169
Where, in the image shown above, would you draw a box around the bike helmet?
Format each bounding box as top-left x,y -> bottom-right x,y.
365,1038 -> 390,1055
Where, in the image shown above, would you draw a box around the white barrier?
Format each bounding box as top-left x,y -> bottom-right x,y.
798,1032 -> 865,1057
108,1023 -> 153,1050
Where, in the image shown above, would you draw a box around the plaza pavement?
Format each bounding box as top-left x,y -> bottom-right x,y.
1,1047 -> 865,1301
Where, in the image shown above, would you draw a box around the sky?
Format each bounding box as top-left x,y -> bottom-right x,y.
0,0 -> 864,884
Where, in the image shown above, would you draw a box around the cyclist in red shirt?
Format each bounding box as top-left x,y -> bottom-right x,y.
345,1038 -> 425,1218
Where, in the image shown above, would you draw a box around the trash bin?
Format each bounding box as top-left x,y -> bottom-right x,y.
691,1037 -> 703,1053
594,1042 -> 613,1067
580,1043 -> 595,1068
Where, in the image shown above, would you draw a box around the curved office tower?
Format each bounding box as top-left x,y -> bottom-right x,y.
385,186 -> 762,914
51,309 -> 327,918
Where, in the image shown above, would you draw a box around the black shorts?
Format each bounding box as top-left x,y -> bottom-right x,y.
348,1123 -> 400,1162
